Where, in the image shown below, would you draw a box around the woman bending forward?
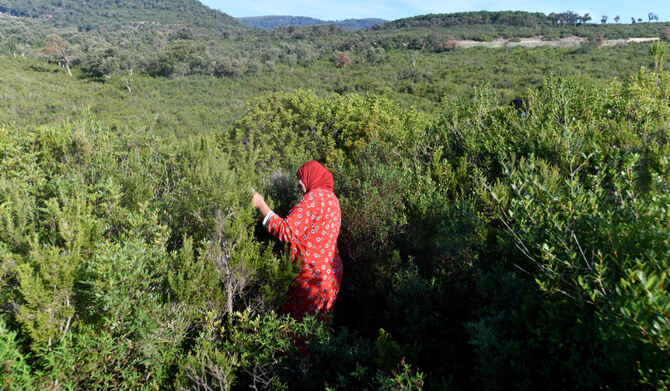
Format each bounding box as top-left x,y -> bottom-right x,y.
252,161 -> 343,321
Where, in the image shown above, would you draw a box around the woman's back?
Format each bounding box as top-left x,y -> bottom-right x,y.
266,187 -> 342,320
253,160 -> 343,321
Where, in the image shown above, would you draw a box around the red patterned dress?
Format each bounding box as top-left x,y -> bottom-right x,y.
264,163 -> 343,321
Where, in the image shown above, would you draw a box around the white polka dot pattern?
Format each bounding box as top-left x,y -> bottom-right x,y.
267,188 -> 342,321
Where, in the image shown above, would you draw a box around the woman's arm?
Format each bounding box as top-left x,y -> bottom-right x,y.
260,194 -> 316,244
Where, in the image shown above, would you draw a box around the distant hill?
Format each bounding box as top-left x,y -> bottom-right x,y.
238,15 -> 387,31
377,10 -> 553,29
0,0 -> 248,36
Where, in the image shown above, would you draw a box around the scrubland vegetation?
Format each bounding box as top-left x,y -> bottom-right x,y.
1,3 -> 669,390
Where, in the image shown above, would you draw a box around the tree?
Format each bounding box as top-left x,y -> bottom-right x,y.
649,12 -> 656,22
15,43 -> 31,58
591,33 -> 606,48
82,44 -> 120,80
3,36 -> 31,58
146,40 -> 214,78
42,34 -> 77,76
334,51 -> 351,68
631,17 -> 636,24
614,15 -> 620,23
437,40 -> 459,52
582,13 -> 591,24
601,15 -> 608,24
649,40 -> 668,72
662,27 -> 670,41
548,12 -> 556,24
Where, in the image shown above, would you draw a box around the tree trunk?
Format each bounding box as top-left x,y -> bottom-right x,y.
226,283 -> 233,326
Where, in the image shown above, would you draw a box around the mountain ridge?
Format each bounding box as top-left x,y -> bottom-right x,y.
0,0 -> 248,36
237,15 -> 386,31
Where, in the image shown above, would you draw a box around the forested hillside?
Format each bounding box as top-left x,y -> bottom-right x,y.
238,15 -> 386,31
373,11 -> 670,41
0,0 -> 246,36
1,3 -> 669,390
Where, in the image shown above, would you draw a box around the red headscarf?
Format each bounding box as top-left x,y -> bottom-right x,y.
297,160 -> 334,192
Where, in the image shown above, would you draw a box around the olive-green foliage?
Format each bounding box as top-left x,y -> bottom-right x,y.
333,143 -> 409,261
434,70 -> 670,183
649,40 -> 669,72
0,0 -> 247,37
0,120 -> 296,388
0,318 -> 34,389
173,307 -> 419,391
168,236 -> 224,315
1,124 -> 103,353
2,26 -> 670,389
39,224 -> 185,389
466,266 -> 612,389
231,90 -> 428,169
470,72 -> 670,389
376,11 -> 670,41
0,35 -> 662,139
238,15 -> 386,31
489,149 -> 670,387
147,39 -> 215,77
231,90 -> 337,169
225,70 -> 669,389
0,109 -> 426,389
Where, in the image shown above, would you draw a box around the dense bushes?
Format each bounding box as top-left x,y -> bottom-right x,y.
464,73 -> 670,388
2,5 -> 670,389
491,150 -> 669,387
1,67 -> 669,389
0,111 -> 426,388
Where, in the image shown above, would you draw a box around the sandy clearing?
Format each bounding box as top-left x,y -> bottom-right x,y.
626,37 -> 660,42
455,36 -> 661,49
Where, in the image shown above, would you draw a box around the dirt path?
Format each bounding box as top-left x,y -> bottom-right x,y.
456,36 -> 660,48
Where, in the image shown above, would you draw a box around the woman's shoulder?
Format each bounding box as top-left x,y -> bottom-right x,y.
308,188 -> 338,198
306,189 -> 339,209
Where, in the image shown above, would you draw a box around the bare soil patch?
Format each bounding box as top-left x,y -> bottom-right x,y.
455,36 -> 660,49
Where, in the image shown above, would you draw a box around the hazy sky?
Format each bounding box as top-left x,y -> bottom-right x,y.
200,0 -> 670,22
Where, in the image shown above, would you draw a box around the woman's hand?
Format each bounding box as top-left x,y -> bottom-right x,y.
252,192 -> 271,217
252,192 -> 265,209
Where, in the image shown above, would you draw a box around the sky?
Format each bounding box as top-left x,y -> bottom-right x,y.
200,0 -> 670,23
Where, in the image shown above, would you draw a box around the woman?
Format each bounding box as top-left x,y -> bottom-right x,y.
252,160 -> 343,322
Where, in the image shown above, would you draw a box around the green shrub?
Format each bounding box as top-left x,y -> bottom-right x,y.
175,310 -> 377,390
661,27 -> 670,41
230,90 -> 338,169
489,147 -> 670,387
0,318 -> 34,390
231,90 -> 430,169
375,359 -> 425,391
3,50 -> 670,390
473,35 -> 494,42
333,143 -> 409,261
